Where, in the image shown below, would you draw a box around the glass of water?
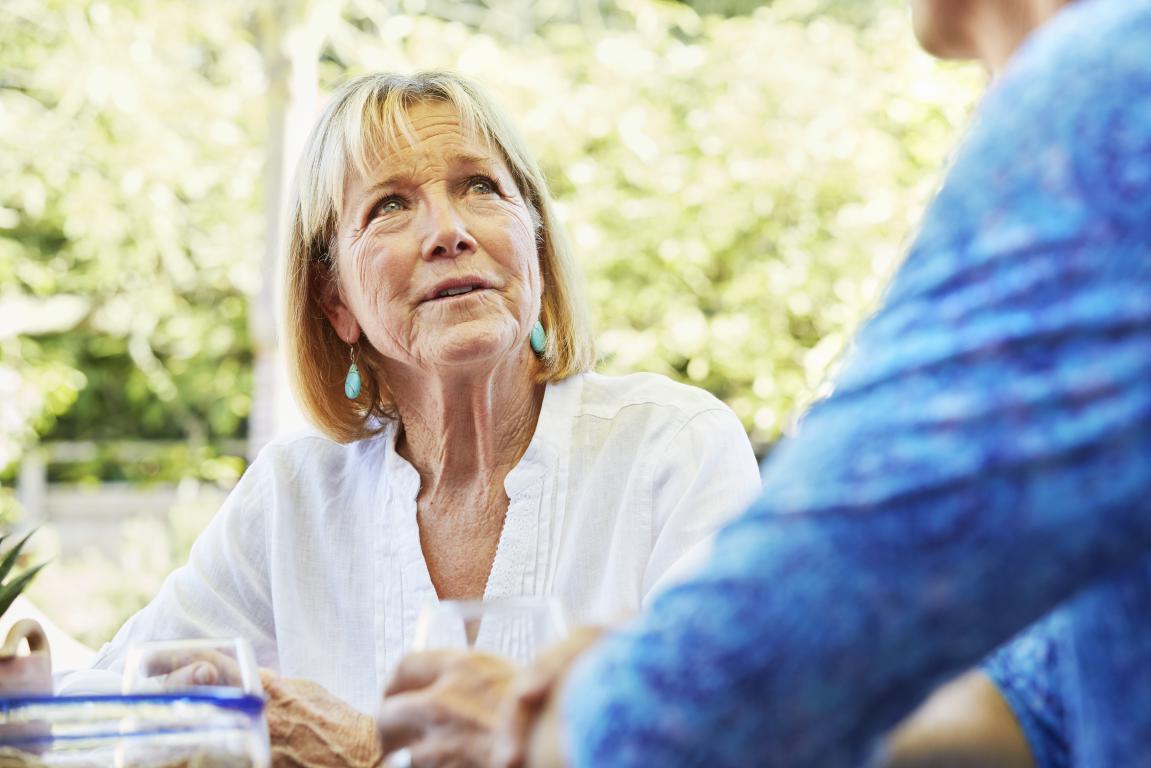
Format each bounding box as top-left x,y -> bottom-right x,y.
121,637 -> 262,696
412,596 -> 568,663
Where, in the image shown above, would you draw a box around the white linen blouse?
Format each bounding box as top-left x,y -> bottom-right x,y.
88,372 -> 760,712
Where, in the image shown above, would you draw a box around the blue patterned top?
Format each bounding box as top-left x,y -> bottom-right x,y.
984,615 -> 1070,768
563,1 -> 1151,766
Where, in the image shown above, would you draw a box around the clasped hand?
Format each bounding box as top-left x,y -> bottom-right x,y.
141,649 -> 381,768
378,626 -> 605,768
377,650 -> 517,767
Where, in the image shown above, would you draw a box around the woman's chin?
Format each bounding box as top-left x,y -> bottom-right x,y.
419,327 -> 524,372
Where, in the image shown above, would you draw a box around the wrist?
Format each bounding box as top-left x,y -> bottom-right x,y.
345,710 -> 384,768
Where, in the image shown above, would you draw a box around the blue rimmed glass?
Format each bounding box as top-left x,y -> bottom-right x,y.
0,691 -> 270,766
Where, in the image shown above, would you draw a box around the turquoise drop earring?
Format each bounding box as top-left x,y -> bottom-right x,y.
344,345 -> 361,400
530,321 -> 547,354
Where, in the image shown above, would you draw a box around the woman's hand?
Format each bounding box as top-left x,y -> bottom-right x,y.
377,650 -> 518,767
139,646 -> 246,690
152,660 -> 381,768
260,669 -> 382,768
492,626 -> 606,768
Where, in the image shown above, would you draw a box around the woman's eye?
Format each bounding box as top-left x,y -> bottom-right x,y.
371,197 -> 404,218
467,176 -> 498,195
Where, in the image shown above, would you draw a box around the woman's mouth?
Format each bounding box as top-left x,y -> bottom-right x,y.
425,280 -> 492,303
436,285 -> 480,299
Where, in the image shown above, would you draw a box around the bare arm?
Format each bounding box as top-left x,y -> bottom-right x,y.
875,671 -> 1034,768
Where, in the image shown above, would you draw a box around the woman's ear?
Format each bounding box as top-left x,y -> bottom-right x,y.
315,269 -> 361,345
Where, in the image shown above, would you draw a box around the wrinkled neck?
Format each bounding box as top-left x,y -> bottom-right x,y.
389,351 -> 545,497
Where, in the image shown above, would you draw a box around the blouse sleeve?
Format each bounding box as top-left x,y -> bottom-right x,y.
642,407 -> 761,602
87,451 -> 278,673
983,615 -> 1071,768
562,3 -> 1151,766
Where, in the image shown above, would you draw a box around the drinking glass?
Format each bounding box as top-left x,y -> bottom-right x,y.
381,599 -> 567,768
121,637 -> 262,696
0,694 -> 272,767
411,596 -> 568,663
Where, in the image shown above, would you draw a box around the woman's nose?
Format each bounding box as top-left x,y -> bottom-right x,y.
419,198 -> 478,260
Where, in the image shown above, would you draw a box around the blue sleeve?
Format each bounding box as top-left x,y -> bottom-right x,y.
562,3 -> 1151,766
983,616 -> 1070,768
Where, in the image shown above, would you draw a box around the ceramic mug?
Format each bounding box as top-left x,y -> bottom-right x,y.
0,619 -> 53,695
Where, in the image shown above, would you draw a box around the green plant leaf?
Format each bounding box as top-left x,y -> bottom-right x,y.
0,562 -> 48,619
0,529 -> 36,585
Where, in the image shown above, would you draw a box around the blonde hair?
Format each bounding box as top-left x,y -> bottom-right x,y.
283,71 -> 595,443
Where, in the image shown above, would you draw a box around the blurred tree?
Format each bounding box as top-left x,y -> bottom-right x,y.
1,0 -> 980,485
674,0 -> 885,25
1,0 -> 265,481
675,0 -> 898,26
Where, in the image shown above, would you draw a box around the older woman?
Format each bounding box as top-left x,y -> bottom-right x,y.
81,72 -> 759,764
385,1 -> 1151,767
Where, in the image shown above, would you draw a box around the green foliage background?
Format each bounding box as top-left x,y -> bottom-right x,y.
1,0 -> 980,641
1,0 -> 262,483
2,0 -> 979,466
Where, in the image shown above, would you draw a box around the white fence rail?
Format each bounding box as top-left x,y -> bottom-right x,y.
12,441 -> 239,560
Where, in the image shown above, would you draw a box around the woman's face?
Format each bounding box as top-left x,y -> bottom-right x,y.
908,0 -> 980,59
326,101 -> 542,377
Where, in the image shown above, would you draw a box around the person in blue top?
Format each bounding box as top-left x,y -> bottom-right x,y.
375,1 -> 1151,766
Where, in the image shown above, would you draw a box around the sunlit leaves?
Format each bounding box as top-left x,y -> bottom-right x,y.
2,0 -> 981,474
1,0 -> 262,472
